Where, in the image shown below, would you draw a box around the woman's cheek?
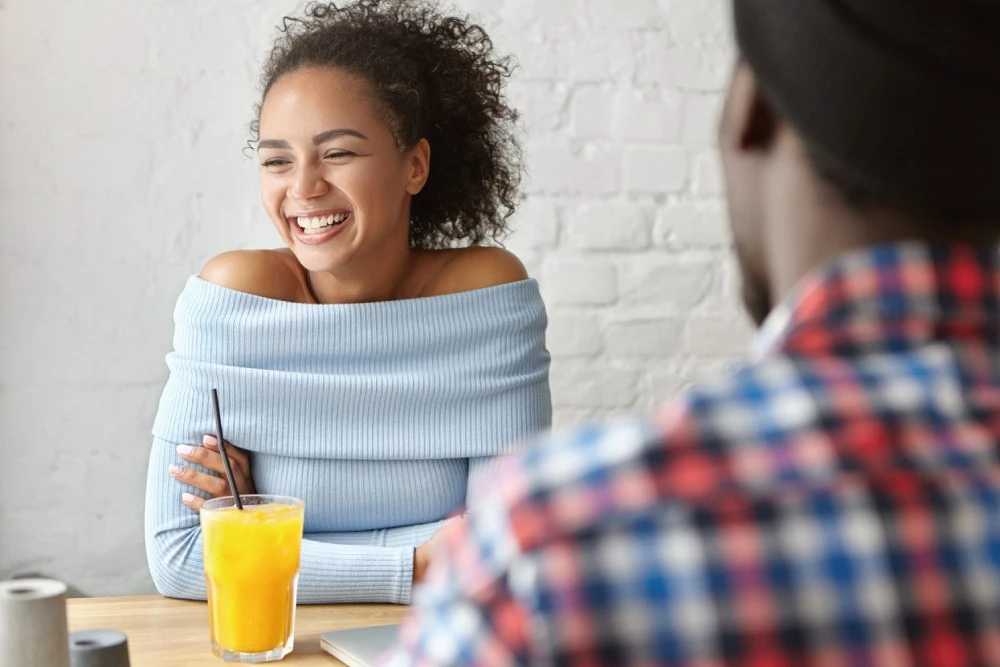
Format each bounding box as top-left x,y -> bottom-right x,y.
260,179 -> 287,219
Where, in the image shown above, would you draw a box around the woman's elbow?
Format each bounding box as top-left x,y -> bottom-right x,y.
149,570 -> 196,600
145,531 -> 206,600
146,556 -> 198,600
148,562 -> 205,600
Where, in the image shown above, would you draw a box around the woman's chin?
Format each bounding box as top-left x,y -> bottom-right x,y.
286,229 -> 357,274
291,249 -> 350,275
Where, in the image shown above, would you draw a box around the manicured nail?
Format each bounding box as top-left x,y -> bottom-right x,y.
203,435 -> 218,446
182,493 -> 196,503
176,444 -> 193,456
169,464 -> 184,475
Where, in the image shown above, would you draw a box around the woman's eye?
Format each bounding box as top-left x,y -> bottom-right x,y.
261,158 -> 290,168
324,151 -> 356,160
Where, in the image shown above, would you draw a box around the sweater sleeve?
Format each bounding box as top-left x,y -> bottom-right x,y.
144,436 -> 418,604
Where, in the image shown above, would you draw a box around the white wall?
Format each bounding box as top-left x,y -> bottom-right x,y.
0,0 -> 749,595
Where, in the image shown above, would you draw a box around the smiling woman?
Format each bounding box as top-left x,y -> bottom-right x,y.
144,0 -> 551,605
250,65 -> 437,296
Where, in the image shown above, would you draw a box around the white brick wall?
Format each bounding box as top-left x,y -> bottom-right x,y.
478,0 -> 754,431
0,0 -> 753,594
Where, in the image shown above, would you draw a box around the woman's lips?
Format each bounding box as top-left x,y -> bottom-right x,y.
287,211 -> 353,245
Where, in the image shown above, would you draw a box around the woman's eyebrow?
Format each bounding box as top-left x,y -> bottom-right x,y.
257,138 -> 291,150
257,128 -> 368,151
312,128 -> 368,144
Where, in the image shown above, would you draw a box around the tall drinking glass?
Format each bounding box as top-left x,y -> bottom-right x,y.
200,495 -> 305,662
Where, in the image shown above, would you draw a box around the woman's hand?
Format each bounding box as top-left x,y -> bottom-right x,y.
413,517 -> 467,585
169,435 -> 256,511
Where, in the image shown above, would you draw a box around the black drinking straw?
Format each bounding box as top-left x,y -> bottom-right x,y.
211,388 -> 243,510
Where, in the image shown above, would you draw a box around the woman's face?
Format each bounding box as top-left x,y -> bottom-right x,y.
257,67 -> 429,273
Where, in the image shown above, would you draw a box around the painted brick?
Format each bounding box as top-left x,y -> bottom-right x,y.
548,312 -> 604,356
685,314 -> 754,357
623,146 -> 688,194
653,200 -> 730,248
606,318 -> 684,357
618,255 -> 714,310
638,39 -> 733,91
527,141 -> 622,196
565,203 -> 652,251
550,360 -> 641,408
544,257 -> 619,306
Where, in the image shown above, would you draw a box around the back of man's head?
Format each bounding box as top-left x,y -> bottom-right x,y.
735,0 -> 1000,222
721,1 -> 1000,325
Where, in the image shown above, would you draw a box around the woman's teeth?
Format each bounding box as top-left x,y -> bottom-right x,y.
296,212 -> 350,234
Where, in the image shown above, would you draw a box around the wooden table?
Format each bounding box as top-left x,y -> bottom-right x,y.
67,596 -> 407,666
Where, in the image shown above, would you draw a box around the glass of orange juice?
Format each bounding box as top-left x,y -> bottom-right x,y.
200,494 -> 305,662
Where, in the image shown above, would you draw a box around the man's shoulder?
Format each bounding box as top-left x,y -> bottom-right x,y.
500,356 -> 834,550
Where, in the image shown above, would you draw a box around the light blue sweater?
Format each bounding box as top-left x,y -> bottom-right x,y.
144,276 -> 551,604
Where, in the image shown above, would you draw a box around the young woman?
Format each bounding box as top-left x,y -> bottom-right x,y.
144,0 -> 550,604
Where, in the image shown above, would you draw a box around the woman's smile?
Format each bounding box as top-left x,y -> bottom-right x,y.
286,209 -> 354,245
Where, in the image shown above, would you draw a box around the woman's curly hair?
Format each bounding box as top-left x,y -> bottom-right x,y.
250,0 -> 522,249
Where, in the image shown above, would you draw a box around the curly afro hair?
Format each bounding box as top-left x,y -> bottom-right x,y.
250,0 -> 523,250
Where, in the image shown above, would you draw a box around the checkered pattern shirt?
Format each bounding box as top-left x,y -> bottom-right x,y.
384,243 -> 1000,666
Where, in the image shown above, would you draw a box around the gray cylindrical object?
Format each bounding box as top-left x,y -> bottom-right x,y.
0,578 -> 70,667
69,629 -> 130,667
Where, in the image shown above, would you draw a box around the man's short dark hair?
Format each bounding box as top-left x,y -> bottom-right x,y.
735,0 -> 1000,225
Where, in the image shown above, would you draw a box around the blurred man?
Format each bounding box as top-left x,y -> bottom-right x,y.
389,1 -> 1000,664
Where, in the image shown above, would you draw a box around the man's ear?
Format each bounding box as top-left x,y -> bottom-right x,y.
405,138 -> 431,195
719,61 -> 779,154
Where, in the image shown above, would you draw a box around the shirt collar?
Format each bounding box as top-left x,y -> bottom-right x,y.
750,242 -> 1000,360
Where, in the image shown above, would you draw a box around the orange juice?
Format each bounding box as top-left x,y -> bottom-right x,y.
200,495 -> 304,661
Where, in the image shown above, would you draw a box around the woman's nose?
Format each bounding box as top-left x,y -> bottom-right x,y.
288,164 -> 330,200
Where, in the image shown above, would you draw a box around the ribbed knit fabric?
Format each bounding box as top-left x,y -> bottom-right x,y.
144,276 -> 551,604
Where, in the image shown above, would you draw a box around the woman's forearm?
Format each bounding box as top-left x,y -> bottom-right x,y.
145,437 -> 420,604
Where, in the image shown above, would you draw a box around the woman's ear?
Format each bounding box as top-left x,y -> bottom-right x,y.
405,139 -> 431,195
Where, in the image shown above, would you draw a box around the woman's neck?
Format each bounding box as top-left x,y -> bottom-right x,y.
304,239 -> 425,304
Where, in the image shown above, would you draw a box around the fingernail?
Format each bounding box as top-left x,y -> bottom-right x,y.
176,444 -> 193,456
203,435 -> 217,446
182,493 -> 196,503
169,464 -> 184,475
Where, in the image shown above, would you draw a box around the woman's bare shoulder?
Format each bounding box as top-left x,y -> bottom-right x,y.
198,249 -> 311,303
424,247 -> 529,296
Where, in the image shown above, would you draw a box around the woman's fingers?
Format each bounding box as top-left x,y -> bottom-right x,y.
169,437 -> 255,511
201,436 -> 252,479
181,492 -> 206,511
176,443 -> 243,479
169,463 -> 231,497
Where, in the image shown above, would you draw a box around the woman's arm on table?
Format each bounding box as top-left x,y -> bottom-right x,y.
144,436 -> 424,604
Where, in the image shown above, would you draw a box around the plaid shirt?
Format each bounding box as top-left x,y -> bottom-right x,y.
385,243 -> 1000,666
